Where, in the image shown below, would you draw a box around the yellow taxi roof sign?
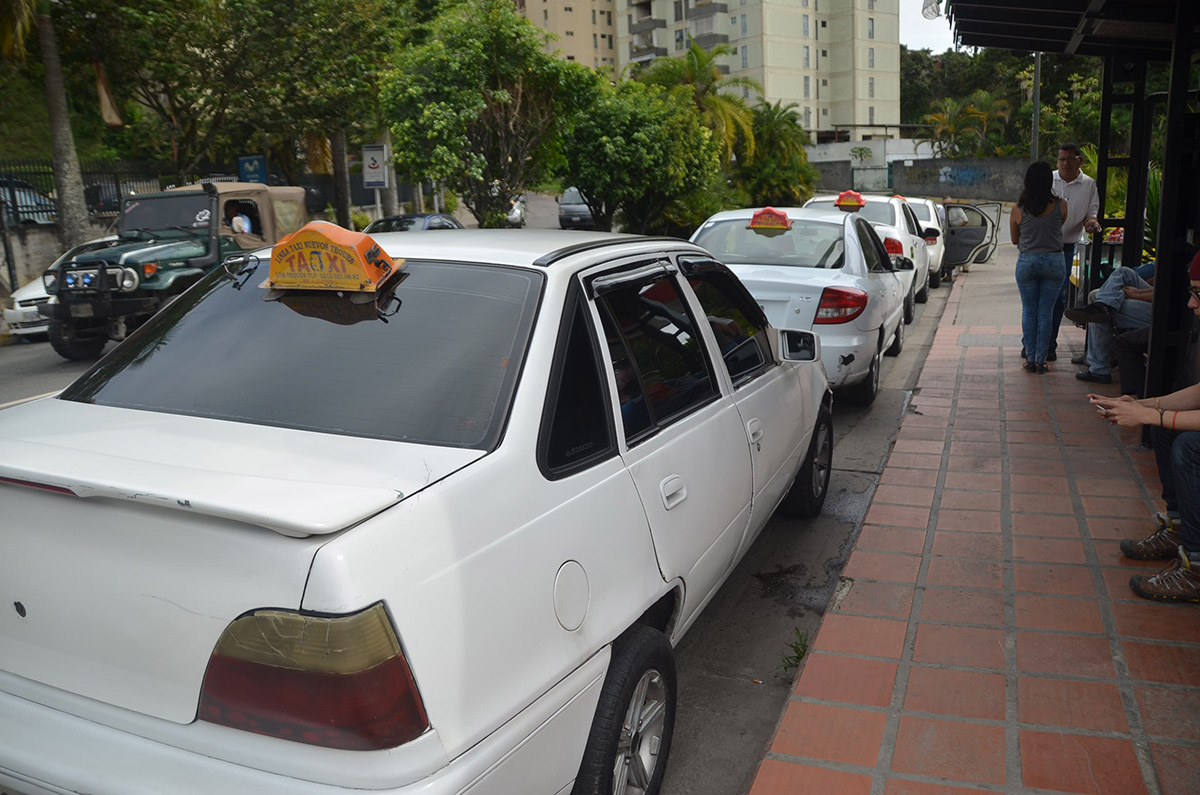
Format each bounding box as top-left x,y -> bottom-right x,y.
835,190 -> 865,210
748,207 -> 792,230
268,221 -> 401,292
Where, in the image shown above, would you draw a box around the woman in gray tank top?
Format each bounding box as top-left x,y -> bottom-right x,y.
1010,161 -> 1069,372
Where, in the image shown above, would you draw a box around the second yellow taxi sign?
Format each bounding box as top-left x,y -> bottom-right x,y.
268,221 -> 401,292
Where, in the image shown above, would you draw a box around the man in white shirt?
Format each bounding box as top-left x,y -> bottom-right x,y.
1048,143 -> 1102,360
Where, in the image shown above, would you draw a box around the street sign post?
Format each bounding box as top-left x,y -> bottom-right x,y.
362,145 -> 388,222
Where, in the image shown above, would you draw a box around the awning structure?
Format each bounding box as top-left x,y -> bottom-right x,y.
947,0 -> 1190,60
947,0 -> 1200,398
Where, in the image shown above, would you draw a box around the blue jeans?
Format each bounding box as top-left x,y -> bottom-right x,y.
1152,428 -> 1200,559
1047,244 -> 1075,353
1086,268 -> 1153,375
1016,251 -> 1066,363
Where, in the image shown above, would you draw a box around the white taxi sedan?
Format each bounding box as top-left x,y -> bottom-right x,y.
0,226 -> 831,795
691,206 -> 911,406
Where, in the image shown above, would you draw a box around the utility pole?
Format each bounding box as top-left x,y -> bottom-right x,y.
1031,52 -> 1042,159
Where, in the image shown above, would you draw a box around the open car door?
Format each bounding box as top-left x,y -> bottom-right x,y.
943,202 -> 1001,267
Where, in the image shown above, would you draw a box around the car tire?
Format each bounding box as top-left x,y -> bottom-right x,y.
928,265 -> 942,289
48,320 -> 106,361
779,405 -> 833,518
885,316 -> 905,356
573,624 -> 676,795
843,339 -> 881,406
903,285 -> 915,324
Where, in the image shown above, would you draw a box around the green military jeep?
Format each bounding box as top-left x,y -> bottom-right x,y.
41,181 -> 306,360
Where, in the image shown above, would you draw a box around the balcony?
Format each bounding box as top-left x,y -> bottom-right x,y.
686,2 -> 728,19
629,17 -> 666,34
630,45 -> 669,62
691,32 -> 730,49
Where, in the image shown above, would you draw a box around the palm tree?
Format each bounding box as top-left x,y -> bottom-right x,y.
0,0 -> 90,247
922,97 -> 987,158
636,39 -> 761,167
965,89 -> 1011,155
735,100 -> 818,207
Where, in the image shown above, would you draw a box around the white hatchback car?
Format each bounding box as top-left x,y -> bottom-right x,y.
804,193 -> 936,320
0,226 -> 832,795
904,197 -> 948,281
691,206 -> 911,406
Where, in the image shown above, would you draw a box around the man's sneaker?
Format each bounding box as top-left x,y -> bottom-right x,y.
1065,302 -> 1114,325
1129,546 -> 1200,602
1120,513 -> 1181,560
1075,370 -> 1112,384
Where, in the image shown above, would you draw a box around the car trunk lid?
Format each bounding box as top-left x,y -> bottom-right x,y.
0,398 -> 482,724
724,263 -> 845,329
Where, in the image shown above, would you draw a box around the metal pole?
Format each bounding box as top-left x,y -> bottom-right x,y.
1030,52 -> 1042,159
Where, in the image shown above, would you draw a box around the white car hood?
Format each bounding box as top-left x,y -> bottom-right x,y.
0,397 -> 484,538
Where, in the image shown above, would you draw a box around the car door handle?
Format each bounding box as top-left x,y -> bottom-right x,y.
747,418 -> 764,444
660,475 -> 687,511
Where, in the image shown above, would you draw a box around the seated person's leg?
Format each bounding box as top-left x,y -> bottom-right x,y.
1129,431 -> 1200,601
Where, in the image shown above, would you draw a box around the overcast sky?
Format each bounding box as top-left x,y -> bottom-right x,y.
898,0 -> 957,53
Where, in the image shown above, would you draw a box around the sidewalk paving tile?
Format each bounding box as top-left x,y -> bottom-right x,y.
748,272 -> 1200,795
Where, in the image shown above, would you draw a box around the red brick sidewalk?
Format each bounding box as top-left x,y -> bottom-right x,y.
749,276 -> 1200,795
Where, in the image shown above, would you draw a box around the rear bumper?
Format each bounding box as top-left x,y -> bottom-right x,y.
813,329 -> 877,388
0,647 -> 608,795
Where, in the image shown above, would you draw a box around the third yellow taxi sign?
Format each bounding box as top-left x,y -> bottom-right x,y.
834,190 -> 865,210
269,221 -> 401,292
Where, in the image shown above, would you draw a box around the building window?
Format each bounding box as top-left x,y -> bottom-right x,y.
592,9 -> 596,23
731,15 -> 737,27
868,47 -> 875,68
543,9 -> 548,21
566,30 -> 574,36
803,45 -> 810,68
804,106 -> 811,128
675,28 -> 686,50
821,49 -> 827,57
564,5 -> 572,11
567,55 -> 575,60
803,75 -> 810,99
741,14 -> 747,36
868,0 -> 875,8
674,1 -> 683,22
822,108 -> 828,116
868,17 -> 875,39
594,33 -> 598,48
608,34 -> 613,49
802,14 -> 809,37
802,0 -> 808,5
869,77 -> 875,98
741,45 -> 748,69
869,106 -> 875,124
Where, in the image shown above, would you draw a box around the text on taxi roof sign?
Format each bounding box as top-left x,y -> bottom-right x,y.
269,221 -> 401,292
748,207 -> 792,230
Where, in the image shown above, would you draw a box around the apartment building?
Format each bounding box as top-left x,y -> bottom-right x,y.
515,0 -> 619,71
523,0 -> 899,142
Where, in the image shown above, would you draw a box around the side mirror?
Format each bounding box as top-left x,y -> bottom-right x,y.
923,227 -> 941,241
892,255 -> 915,271
778,329 -> 821,363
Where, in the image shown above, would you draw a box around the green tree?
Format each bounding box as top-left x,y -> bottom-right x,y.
382,0 -> 592,227
734,100 -> 818,208
965,89 -> 1011,156
636,39 -> 760,168
922,97 -> 986,158
560,80 -> 720,234
1,0 -> 89,246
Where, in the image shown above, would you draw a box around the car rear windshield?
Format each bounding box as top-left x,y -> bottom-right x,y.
808,199 -> 895,227
61,260 -> 543,449
692,218 -> 845,269
121,193 -> 213,236
910,203 -> 933,222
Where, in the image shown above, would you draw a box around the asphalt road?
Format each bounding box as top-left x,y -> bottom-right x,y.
0,197 -> 956,793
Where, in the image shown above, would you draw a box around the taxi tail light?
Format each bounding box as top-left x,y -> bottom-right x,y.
198,603 -> 428,751
883,237 -> 904,256
814,287 -> 868,324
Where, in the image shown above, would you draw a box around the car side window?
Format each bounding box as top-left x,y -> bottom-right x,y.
856,221 -> 885,271
595,270 -> 719,443
902,204 -> 919,237
684,271 -> 772,385
539,286 -> 616,477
